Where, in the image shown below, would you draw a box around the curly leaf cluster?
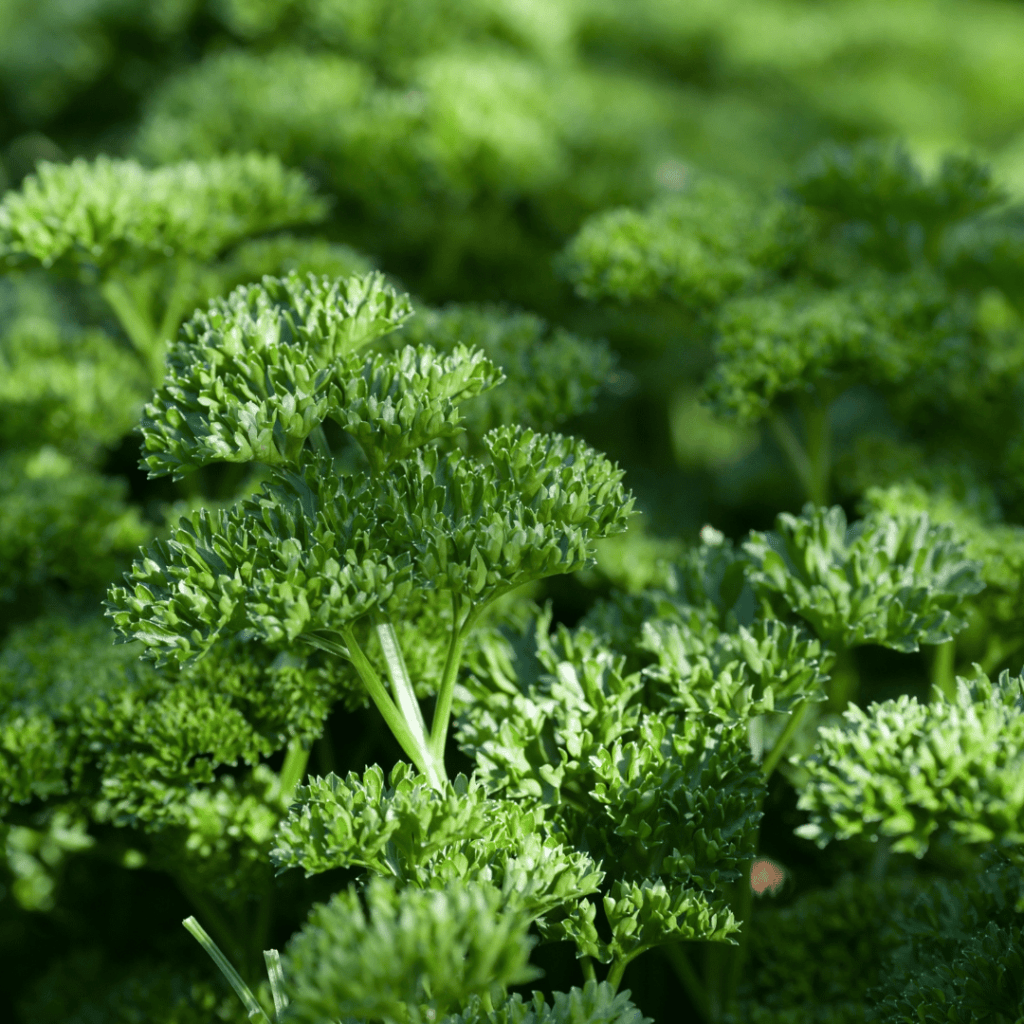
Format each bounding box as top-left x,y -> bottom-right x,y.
0,614 -> 348,823
562,176 -> 806,307
704,274 -> 957,424
744,504 -> 985,652
385,427 -> 632,599
640,615 -> 833,721
140,271 -> 413,478
271,762 -> 515,879
108,452 -> 404,664
0,153 -> 327,273
866,851 -> 1024,1024
400,304 -> 614,435
331,342 -> 503,472
794,668 -> 1024,856
447,980 -> 651,1024
724,872 -> 921,1024
282,875 -> 541,1024
1,448 -> 150,603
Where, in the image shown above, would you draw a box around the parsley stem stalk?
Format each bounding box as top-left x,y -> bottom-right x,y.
337,626 -> 444,789
800,395 -> 831,508
99,275 -> 164,383
173,870 -> 245,971
308,424 -> 331,458
183,916 -> 270,1023
767,398 -> 831,507
279,736 -> 310,798
606,955 -> 630,992
760,699 -> 809,781
428,597 -> 482,762
580,956 -> 596,983
929,639 -> 956,700
374,618 -> 431,751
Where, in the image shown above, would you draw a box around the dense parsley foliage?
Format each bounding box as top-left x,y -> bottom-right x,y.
2,5 -> 1024,1024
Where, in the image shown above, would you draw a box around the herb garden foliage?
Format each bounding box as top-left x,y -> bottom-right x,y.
1,8 -> 1024,1024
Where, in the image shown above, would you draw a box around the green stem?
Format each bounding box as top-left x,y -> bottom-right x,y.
374,618 -> 431,752
184,916 -> 270,1023
760,700 -> 809,781
248,884 -> 275,984
605,956 -> 629,993
263,949 -> 289,1018
981,634 -> 1024,675
724,863 -> 754,1011
929,639 -> 956,701
428,597 -> 481,762
580,956 -> 596,983
829,647 -> 860,712
800,396 -> 831,508
99,276 -> 164,382
278,737 -> 310,799
156,260 -> 194,344
767,411 -> 814,505
766,399 -> 831,507
661,944 -> 710,1022
337,627 -> 444,790
704,941 -> 731,1023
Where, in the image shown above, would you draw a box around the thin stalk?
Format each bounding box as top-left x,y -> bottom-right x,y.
278,737 -> 310,798
156,260 -> 194,345
99,276 -> 164,382
315,727 -> 336,776
981,634 -> 1024,675
248,884 -> 275,984
184,916 -> 270,1023
605,956 -> 629,993
767,399 -> 831,508
760,700 -> 809,781
429,598 -> 481,761
263,949 -> 289,1017
374,618 -> 431,750
661,944 -> 710,1021
337,627 -> 444,789
799,396 -> 831,508
580,956 -> 596,983
767,411 -> 814,505
723,862 -> 754,1011
929,639 -> 956,701
704,942 -> 727,1024
828,647 -> 861,712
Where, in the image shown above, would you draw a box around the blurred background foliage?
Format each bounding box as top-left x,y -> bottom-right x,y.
2,1 -> 1024,1022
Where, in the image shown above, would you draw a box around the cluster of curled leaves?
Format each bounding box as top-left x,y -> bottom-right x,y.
794,667 -> 1024,857
108,271 -> 633,669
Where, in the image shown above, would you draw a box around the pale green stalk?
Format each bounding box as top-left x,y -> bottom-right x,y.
304,629 -> 443,787
767,398 -> 831,507
374,619 -> 432,751
184,916 -> 271,1023
429,597 -> 482,762
99,276 -> 162,380
278,736 -> 311,798
263,949 -> 289,1017
929,639 -> 957,701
